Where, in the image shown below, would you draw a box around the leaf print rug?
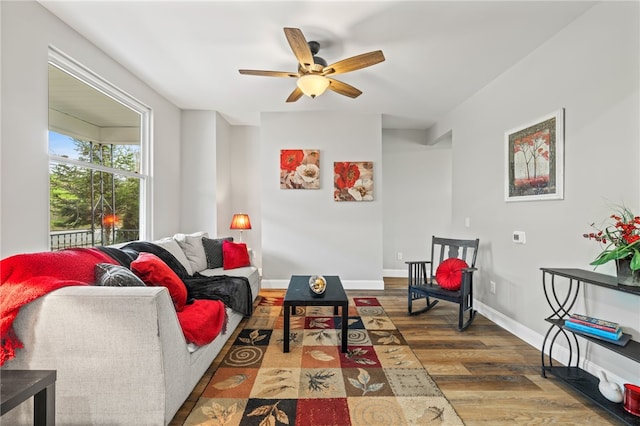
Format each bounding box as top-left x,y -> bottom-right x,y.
183,297 -> 464,425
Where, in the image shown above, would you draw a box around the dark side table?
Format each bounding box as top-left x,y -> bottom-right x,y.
1,370 -> 56,425
283,275 -> 349,353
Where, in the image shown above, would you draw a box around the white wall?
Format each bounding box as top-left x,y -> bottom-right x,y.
0,1 -> 3,255
0,1 -> 183,257
381,129 -> 453,276
435,1 -> 639,384
215,113 -> 233,237
233,119 -> 453,284
180,110 -> 229,236
230,125 -> 262,268
260,112 -> 384,289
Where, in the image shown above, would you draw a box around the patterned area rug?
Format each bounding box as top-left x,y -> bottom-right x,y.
184,296 -> 463,425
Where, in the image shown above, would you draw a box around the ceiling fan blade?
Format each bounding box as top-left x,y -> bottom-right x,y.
286,86 -> 304,103
327,78 -> 362,98
284,27 -> 314,70
323,50 -> 385,75
239,69 -> 299,78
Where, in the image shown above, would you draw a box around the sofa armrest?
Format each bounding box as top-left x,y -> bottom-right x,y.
3,286 -> 190,425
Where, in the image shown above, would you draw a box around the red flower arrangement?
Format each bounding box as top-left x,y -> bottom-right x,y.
584,206 -> 640,271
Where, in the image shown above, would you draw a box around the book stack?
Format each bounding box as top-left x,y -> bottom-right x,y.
564,313 -> 622,343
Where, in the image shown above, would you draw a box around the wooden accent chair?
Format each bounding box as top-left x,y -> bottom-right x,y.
406,236 -> 480,331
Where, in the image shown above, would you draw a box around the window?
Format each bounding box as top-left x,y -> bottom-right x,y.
48,48 -> 151,250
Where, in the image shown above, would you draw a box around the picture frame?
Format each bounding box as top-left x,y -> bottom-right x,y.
505,109 -> 564,202
280,149 -> 320,189
334,161 -> 374,201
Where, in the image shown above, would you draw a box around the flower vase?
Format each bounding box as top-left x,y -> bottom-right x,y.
616,257 -> 640,287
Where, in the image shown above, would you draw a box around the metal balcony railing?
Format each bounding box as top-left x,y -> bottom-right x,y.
50,229 -> 139,251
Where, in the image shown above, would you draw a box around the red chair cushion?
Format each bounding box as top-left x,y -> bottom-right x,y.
435,258 -> 469,291
222,240 -> 250,269
131,252 -> 188,311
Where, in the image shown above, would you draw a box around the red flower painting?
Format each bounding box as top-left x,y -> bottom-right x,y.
280,149 -> 320,189
334,161 -> 373,201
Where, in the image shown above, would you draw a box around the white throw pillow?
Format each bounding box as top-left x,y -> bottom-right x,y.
154,237 -> 194,276
174,231 -> 209,274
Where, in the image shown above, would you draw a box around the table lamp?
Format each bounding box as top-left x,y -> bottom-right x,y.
230,213 -> 251,243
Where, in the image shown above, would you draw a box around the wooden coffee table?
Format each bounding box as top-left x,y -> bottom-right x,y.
283,275 -> 349,353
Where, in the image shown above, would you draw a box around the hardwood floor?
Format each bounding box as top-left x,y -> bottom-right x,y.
170,278 -> 618,425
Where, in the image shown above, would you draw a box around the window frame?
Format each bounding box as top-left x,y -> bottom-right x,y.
48,46 -> 152,244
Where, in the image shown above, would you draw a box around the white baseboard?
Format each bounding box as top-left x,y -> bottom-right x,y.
474,299 -> 628,386
383,269 -> 407,278
475,299 -> 545,352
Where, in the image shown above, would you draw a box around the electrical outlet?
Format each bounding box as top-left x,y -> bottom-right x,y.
396,252 -> 403,261
490,281 -> 496,294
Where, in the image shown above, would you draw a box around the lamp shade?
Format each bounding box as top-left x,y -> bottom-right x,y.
230,213 -> 252,230
296,74 -> 330,98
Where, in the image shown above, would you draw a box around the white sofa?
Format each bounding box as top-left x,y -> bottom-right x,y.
1,233 -> 260,425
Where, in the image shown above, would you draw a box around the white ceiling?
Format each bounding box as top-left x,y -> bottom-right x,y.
40,0 -> 596,129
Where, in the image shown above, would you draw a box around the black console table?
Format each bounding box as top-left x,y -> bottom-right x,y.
540,268 -> 640,425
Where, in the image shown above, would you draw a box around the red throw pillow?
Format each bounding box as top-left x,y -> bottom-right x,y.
131,252 -> 187,311
222,240 -> 251,270
435,258 -> 469,291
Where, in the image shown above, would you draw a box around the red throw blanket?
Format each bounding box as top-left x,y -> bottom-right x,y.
0,248 -> 117,366
177,299 -> 227,346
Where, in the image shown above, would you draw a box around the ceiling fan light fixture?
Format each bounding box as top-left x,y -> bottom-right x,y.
240,28 -> 384,102
296,74 -> 330,98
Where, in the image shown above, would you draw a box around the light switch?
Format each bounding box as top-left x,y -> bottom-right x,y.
513,231 -> 526,244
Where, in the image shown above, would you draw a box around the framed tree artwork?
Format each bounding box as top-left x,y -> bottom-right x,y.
505,109 -> 564,202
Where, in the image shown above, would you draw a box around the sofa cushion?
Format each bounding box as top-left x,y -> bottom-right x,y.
222,240 -> 251,270
202,236 -> 233,269
176,299 -> 226,345
95,263 -> 146,287
174,232 -> 208,274
131,252 -> 188,311
153,237 -> 194,276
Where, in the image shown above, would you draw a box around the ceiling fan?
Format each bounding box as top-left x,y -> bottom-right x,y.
239,27 -> 385,102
